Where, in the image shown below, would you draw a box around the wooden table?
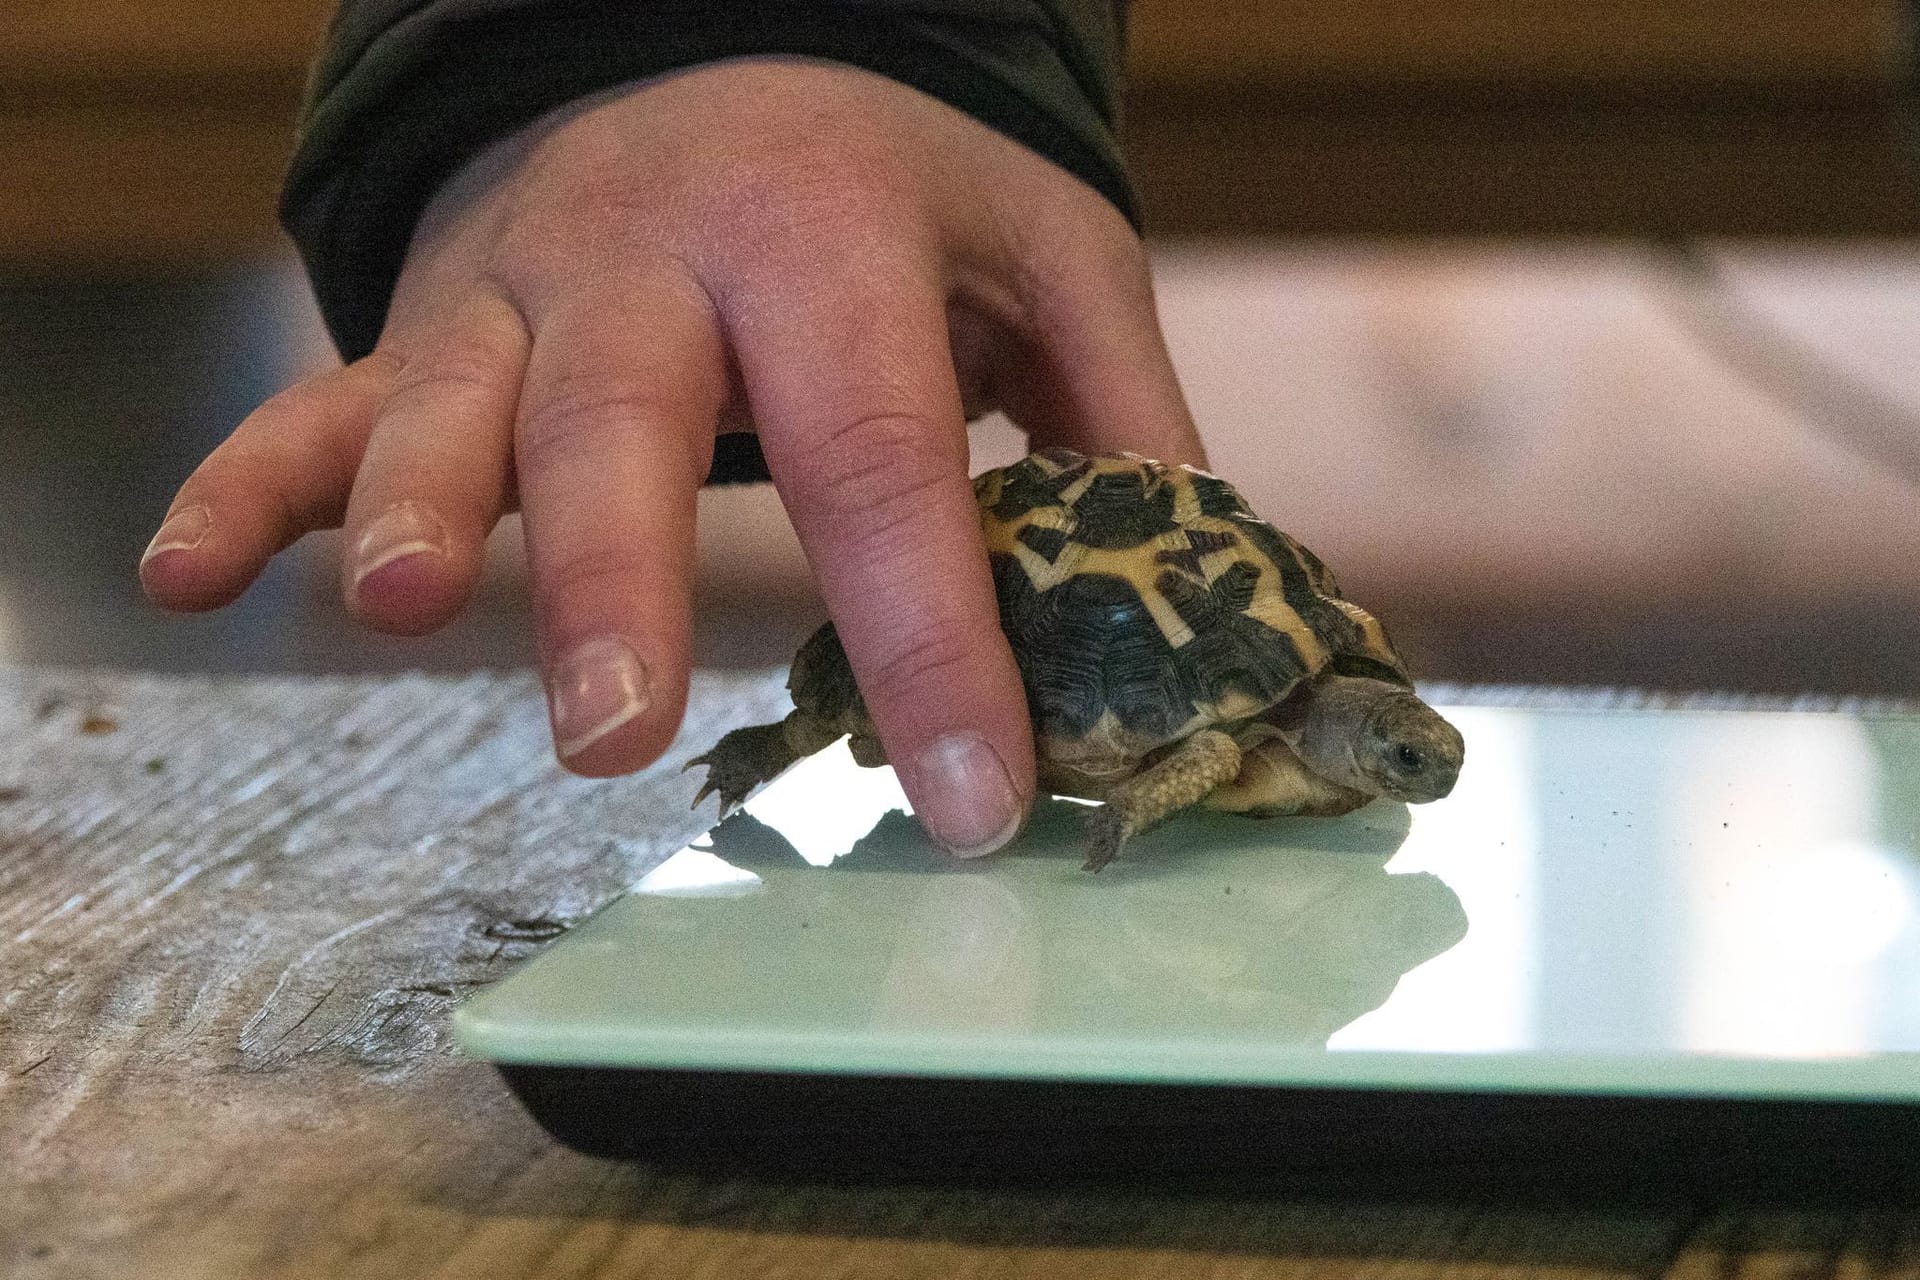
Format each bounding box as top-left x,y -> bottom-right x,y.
3,667 -> 1915,1278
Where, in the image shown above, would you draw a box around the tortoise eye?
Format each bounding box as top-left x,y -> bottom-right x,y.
1393,743 -> 1424,771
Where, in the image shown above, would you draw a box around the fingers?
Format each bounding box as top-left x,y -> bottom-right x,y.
732,258 -> 1036,857
339,294 -> 528,634
993,203 -> 1208,470
513,274 -> 727,776
140,354 -> 398,611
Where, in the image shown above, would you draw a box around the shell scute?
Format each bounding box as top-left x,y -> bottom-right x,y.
980,450 -> 1408,764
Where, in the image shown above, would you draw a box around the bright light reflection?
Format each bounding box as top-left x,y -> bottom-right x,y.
637,704 -> 1920,1062
1675,715 -> 1906,1058
1331,706 -> 1538,1052
741,737 -> 911,865
633,848 -> 762,897
1750,841 -> 1916,963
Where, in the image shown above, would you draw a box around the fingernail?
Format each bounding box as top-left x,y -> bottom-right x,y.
141,506 -> 211,564
913,733 -> 1025,858
549,637 -> 651,759
352,501 -> 447,588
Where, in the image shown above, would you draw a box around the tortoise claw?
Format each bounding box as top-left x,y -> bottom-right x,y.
684,753 -> 719,811
687,769 -> 744,819
1081,804 -> 1127,872
685,723 -> 794,818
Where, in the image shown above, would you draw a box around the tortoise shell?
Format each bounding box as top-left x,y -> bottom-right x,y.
976,449 -> 1409,780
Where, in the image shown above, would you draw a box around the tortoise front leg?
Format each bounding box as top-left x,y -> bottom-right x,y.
847,730 -> 888,768
687,709 -> 844,815
1083,730 -> 1242,872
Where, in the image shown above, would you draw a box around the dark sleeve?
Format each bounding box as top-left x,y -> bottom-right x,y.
281,1 -> 1133,484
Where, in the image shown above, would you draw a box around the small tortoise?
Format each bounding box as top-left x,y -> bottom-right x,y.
692,449 -> 1464,870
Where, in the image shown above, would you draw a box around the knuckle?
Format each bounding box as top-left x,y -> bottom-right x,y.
1007,197 -> 1153,326
255,377 -> 331,427
531,543 -> 642,619
353,347 -> 407,381
204,410 -> 349,534
725,130 -> 888,210
856,616 -> 982,711
496,192 -> 648,290
1089,223 -> 1154,293
382,340 -> 506,416
696,144 -> 917,276
791,412 -> 953,538
516,372 -> 671,467
243,360 -> 373,437
1073,233 -> 1154,312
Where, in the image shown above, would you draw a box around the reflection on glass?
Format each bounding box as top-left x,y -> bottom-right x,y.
466,704 -> 1920,1091
1332,707 -> 1537,1051
653,751 -> 1467,1049
740,738 -> 915,865
1344,708 -> 1920,1061
633,848 -> 762,898
872,873 -> 1036,1033
1675,716 -> 1919,1056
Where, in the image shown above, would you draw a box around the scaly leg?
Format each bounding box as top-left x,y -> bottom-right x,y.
1083,729 -> 1242,872
687,710 -> 843,815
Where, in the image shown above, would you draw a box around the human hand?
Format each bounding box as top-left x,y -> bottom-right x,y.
139,57 -> 1203,856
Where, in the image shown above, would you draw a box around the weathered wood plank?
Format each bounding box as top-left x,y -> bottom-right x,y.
0,668 -> 785,1275
1,669 -> 1915,1278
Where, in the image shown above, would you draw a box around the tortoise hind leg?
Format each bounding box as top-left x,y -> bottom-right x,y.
687,709 -> 843,815
1083,730 -> 1242,872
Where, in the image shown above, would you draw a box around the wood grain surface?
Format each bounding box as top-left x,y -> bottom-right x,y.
1,668 -> 1915,1278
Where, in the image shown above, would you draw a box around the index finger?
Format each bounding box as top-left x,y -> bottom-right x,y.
727,259 -> 1035,858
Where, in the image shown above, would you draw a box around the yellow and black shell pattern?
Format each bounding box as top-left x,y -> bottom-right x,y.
976,449 -> 1410,761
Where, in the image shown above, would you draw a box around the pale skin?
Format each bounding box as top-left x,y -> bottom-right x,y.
137,58 -> 1206,858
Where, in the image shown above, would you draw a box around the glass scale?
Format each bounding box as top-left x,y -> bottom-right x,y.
456,704 -> 1920,1188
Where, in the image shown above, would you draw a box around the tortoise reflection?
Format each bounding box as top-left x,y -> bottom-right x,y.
697,798 -> 1468,1047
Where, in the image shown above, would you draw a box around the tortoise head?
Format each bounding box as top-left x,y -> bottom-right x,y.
1272,674 -> 1464,804
1353,693 -> 1464,803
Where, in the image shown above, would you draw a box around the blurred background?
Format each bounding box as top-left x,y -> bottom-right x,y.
7,0 -> 1920,692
